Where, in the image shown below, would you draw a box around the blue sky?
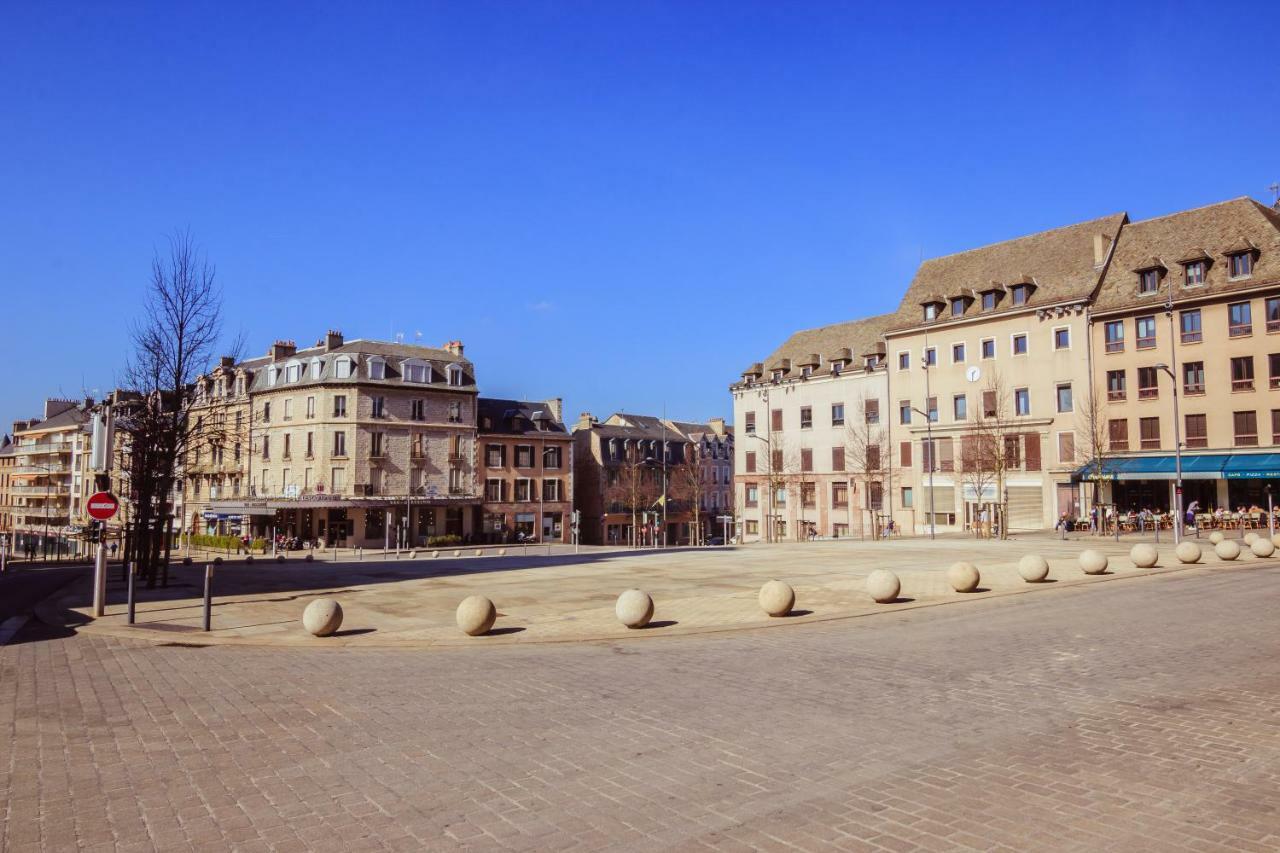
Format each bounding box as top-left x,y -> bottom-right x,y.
2,1 -> 1278,431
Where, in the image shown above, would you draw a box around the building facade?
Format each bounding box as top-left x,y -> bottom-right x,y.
183,356 -> 262,537
8,399 -> 94,555
731,315 -> 894,542
476,398 -> 574,543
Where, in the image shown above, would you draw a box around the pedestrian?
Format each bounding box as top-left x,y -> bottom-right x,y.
109,541 -> 118,558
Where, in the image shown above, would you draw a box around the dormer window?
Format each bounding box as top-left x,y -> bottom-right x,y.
310,357 -> 323,378
1229,252 -> 1254,279
368,357 -> 386,380
800,366 -> 812,378
285,362 -> 302,383
1184,261 -> 1205,287
334,357 -> 353,379
403,361 -> 430,383
1138,269 -> 1160,295
771,369 -> 785,381
446,364 -> 464,387
267,367 -> 279,387
1010,284 -> 1031,305
981,290 -> 999,311
950,297 -> 967,317
923,303 -> 939,321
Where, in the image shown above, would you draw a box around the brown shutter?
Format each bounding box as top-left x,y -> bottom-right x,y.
900,441 -> 912,467
831,447 -> 845,471
939,438 -> 954,472
745,451 -> 756,473
1024,432 -> 1041,471
800,448 -> 813,472
865,399 -> 879,422
982,390 -> 996,417
771,409 -> 783,431
867,445 -> 881,471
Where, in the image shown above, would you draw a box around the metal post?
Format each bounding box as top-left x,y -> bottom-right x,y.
1269,486 -> 1275,539
92,532 -> 107,617
202,564 -> 213,632
126,562 -> 136,625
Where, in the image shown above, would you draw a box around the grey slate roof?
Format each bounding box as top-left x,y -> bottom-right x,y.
249,339 -> 476,393
477,398 -> 568,435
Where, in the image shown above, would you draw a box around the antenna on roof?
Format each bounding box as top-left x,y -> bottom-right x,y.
414,330 -> 423,342
394,331 -> 405,344
1271,182 -> 1279,205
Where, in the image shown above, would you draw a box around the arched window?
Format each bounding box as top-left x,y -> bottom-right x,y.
446,363 -> 464,387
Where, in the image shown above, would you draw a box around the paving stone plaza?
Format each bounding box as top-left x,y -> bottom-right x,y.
3,532 -> 1280,850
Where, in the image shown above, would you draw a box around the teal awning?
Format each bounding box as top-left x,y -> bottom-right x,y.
1074,453 -> 1280,482
1223,453 -> 1280,479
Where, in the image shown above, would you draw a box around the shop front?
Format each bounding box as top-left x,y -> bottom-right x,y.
208,496 -> 480,547
1074,452 -> 1280,516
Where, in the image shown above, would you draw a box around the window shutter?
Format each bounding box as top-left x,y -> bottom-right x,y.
831,447 -> 845,471
800,448 -> 813,472
1024,432 -> 1041,471
900,441 -> 912,467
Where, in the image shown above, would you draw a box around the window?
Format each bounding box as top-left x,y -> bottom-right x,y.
1185,414 -> 1207,448
951,343 -> 966,363
926,396 -> 938,422
371,432 -> 385,457
309,358 -> 323,379
1138,269 -> 1160,294
1056,384 -> 1073,413
306,395 -> 316,418
1180,309 -> 1202,343
1274,410 -> 1280,445
283,398 -> 293,420
1234,410 -> 1258,447
982,390 -> 996,418
800,406 -> 813,429
1139,417 -> 1160,450
334,357 -> 353,379
1010,284 -> 1029,305
824,403 -> 843,427
1135,316 -> 1156,349
1184,261 -> 1205,287
285,362 -> 301,382
831,447 -> 845,471
368,358 -> 386,380
981,338 -> 995,359
770,449 -> 783,471
832,482 -> 848,507
411,399 -> 424,421
543,445 -> 562,469
801,483 -> 816,508
1229,252 -> 1254,279
371,396 -> 386,418
744,451 -> 756,473
1271,354 -> 1280,389
515,445 -> 534,468
485,479 -> 503,501
799,448 -> 813,472
1137,366 -> 1159,399
898,351 -> 910,370
1109,419 -> 1129,451
953,394 -> 967,420
1058,432 -> 1075,463
515,479 -> 532,502
1107,369 -> 1127,401
744,412 -> 756,434
1012,334 -> 1028,355
283,433 -> 292,459
542,479 -> 561,502
1014,388 -> 1030,416
923,303 -> 938,321
334,395 -> 347,417
404,362 -> 429,383
899,401 -> 911,425
447,364 -> 465,387
950,297 -> 966,317
1104,321 -> 1124,353
1229,302 -> 1252,337
262,401 -> 271,422
900,441 -> 912,467
771,409 -> 783,431
261,436 -> 270,460
304,432 -> 315,459
1231,356 -> 1255,391
924,347 -> 937,367
865,399 -> 881,424
1003,435 -> 1021,469
486,444 -> 505,467
981,291 -> 997,311
1053,328 -> 1070,350
331,467 -> 346,492
1183,361 -> 1205,394
333,431 -> 346,456
1268,297 -> 1280,333
745,484 -> 759,508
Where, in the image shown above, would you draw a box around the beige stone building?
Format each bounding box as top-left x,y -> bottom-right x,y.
182,356 -> 263,537
8,399 -> 94,556
209,331 -> 480,546
1087,197 -> 1280,514
731,314 -> 895,542
476,398 -> 574,543
0,435 -> 15,546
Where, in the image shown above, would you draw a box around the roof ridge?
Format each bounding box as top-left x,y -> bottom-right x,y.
919,212 -> 1126,265
1125,196 -> 1257,227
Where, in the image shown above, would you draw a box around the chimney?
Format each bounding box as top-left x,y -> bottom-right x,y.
269,339 -> 297,360
574,412 -> 597,432
220,355 -> 235,368
1093,233 -> 1110,268
443,340 -> 464,357
325,330 -> 344,351
708,417 -> 726,436
545,397 -> 564,423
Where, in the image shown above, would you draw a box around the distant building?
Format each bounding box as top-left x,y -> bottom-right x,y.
8,399 -> 94,555
476,397 -> 573,543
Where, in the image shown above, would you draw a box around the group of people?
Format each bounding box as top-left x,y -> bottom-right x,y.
1075,500 -> 1277,534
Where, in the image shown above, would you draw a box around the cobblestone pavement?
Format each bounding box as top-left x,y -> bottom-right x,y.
3,563 -> 1280,851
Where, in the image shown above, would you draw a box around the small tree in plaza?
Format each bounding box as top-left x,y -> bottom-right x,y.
845,394 -> 886,539
668,441 -> 707,546
604,447 -> 659,547
1076,384 -> 1111,530
960,371 -> 1015,540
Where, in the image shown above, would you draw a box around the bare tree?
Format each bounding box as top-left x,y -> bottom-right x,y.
845,394 -> 886,539
669,440 -> 707,546
1076,386 -> 1110,532
604,447 -> 659,547
960,371 -> 1015,540
118,232 -> 235,586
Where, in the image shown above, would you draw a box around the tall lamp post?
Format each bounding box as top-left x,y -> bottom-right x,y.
748,433 -> 772,543
1154,363 -> 1183,545
911,407 -> 936,540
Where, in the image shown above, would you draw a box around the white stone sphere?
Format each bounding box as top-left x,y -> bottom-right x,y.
1209,531 -> 1224,545
474,549 -> 483,557
1018,554 -> 1050,582
302,599 -> 343,637
1079,549 -> 1108,575
1272,533 -> 1280,549
758,580 -> 795,616
497,548 -> 506,556
432,550 -> 440,558
947,561 -> 980,593
1130,543 -> 1158,569
866,569 -> 901,603
615,589 -> 654,628
1250,537 -> 1275,558
456,595 -> 497,636
452,549 -> 462,557
1175,541 -> 1202,564
1215,540 -> 1241,561
1244,532 -> 1259,545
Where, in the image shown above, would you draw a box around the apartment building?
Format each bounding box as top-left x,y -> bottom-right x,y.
681,420 -> 734,543
476,398 -> 573,543
8,399 -> 94,555
0,436 -> 14,544
1087,197 -> 1280,513
183,355 -> 263,536
884,214 -> 1124,533
209,331 -> 481,546
573,412 -> 732,546
731,314 -> 894,541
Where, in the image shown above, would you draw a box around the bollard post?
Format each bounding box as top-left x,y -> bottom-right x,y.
127,562 -> 136,625
203,564 -> 213,632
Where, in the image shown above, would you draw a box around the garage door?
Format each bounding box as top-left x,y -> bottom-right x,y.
1007,485 -> 1044,530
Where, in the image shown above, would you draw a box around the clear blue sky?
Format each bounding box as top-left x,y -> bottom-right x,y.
3,1 -> 1278,432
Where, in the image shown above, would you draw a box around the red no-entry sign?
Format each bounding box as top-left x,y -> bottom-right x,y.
86,492 -> 119,521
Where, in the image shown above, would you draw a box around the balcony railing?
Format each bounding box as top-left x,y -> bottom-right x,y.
13,443 -> 74,457
13,463 -> 71,475
18,506 -> 71,519
10,484 -> 71,496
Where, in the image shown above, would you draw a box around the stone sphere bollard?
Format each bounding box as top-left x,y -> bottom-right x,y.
1017,554 -> 1050,582
304,553 -> 314,563
474,549 -> 483,557
1130,543 -> 1158,568
213,556 -> 223,565
947,561 -> 980,593
1079,549 -> 1108,575
1209,531 -> 1224,545
1272,533 -> 1280,549
1175,541 -> 1202,564
432,550 -> 440,558
1250,537 -> 1275,558
452,550 -> 462,558
758,580 -> 795,616
1244,532 -> 1259,545
498,548 -> 507,557
182,556 -> 193,566
302,599 -> 343,637
866,569 -> 901,603
455,595 -> 497,636
276,554 -> 286,563
245,555 -> 254,564
615,589 -> 654,628
409,550 -> 417,559
1215,540 -> 1241,561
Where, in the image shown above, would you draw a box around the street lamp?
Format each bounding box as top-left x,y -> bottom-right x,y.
911,407 -> 936,540
748,432 -> 773,543
1154,363 -> 1183,545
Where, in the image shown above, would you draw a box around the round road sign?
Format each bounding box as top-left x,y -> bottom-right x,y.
86,492 -> 120,521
